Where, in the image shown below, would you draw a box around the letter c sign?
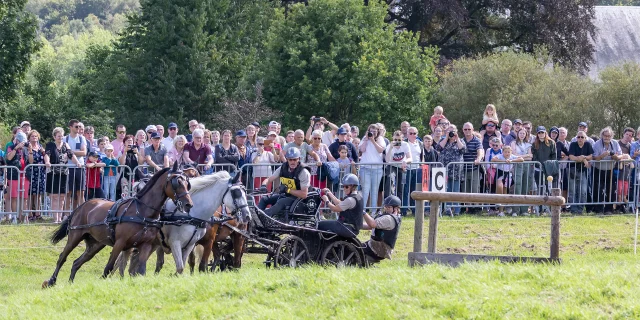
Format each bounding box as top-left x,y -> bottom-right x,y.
431,167 -> 446,193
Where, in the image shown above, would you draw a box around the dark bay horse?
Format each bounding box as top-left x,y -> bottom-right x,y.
42,164 -> 193,287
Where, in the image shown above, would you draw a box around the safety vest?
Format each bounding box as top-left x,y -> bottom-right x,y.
372,213 -> 401,249
278,162 -> 308,195
338,193 -> 364,235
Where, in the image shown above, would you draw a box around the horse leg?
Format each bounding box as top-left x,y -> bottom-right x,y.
181,243 -> 196,274
114,249 -> 131,277
70,238 -> 106,282
154,246 -> 164,275
43,231 -> 83,288
188,249 -> 196,275
200,238 -> 214,273
134,243 -> 154,276
169,241 -> 185,275
232,231 -> 246,269
102,239 -> 127,278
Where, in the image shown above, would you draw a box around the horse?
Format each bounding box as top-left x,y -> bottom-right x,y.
116,170 -> 251,275
187,208 -> 248,273
42,163 -> 193,288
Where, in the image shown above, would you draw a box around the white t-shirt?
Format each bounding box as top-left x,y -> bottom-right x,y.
385,142 -> 412,167
360,136 -> 386,167
321,131 -> 335,146
252,151 -> 276,177
406,140 -> 422,169
162,136 -> 175,153
494,154 -> 519,172
65,134 -> 86,166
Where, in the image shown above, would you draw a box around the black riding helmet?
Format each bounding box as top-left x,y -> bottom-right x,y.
383,195 -> 401,208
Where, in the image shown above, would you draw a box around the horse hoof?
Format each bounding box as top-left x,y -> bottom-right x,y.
42,280 -> 51,288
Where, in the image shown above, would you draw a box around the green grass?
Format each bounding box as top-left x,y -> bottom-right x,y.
0,215 -> 639,319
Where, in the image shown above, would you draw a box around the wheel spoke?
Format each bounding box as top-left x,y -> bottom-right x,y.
345,252 -> 356,264
339,245 -> 345,260
294,250 -> 306,261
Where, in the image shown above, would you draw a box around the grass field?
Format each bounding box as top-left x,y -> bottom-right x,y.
0,214 -> 639,319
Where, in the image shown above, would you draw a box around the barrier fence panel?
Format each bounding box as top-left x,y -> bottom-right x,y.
0,165 -> 21,223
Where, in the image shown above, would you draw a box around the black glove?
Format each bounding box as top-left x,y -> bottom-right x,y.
259,185 -> 268,194
279,184 -> 289,194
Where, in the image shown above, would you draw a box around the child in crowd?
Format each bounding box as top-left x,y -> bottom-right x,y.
491,145 -> 523,216
101,145 -> 120,201
85,151 -> 106,200
429,106 -> 446,132
479,104 -> 500,136
336,145 -> 356,175
97,138 -> 107,158
422,135 -> 438,163
616,154 -> 634,212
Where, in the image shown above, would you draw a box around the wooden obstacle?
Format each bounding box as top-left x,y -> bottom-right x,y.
409,188 -> 565,267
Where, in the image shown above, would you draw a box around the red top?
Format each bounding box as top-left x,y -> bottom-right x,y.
86,159 -> 102,189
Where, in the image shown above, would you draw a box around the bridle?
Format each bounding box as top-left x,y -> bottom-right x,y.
168,173 -> 191,211
222,183 -> 249,221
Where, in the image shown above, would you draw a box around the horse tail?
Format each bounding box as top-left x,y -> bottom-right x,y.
50,214 -> 72,244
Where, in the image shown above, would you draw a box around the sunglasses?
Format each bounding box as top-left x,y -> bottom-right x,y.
313,137 -> 321,140
463,128 -> 472,131
486,124 -> 495,127
169,128 -> 177,131
287,158 -> 299,162
408,132 -> 417,135
257,143 -> 264,146
74,125 -> 82,129
393,139 -> 402,142
577,136 -> 586,139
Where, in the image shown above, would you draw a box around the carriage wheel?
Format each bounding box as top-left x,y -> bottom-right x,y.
273,235 -> 310,268
320,241 -> 364,268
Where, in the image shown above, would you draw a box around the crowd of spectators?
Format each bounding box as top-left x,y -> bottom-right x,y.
1,103 -> 638,223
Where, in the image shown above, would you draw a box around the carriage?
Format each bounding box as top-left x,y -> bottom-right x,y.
213,187 -> 367,269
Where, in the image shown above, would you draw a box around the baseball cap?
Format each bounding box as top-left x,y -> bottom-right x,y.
550,126 -> 559,134
537,126 -> 547,133
236,130 -> 247,137
251,121 -> 260,128
145,125 -> 157,132
337,127 -> 348,135
513,119 -> 523,124
267,131 -> 277,136
168,122 -> 178,129
88,151 -> 99,158
269,121 -> 279,127
150,132 -> 162,139
578,121 -> 588,127
105,144 -> 114,151
20,121 -> 30,127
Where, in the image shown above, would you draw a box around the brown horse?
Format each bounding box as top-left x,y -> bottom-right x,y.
188,207 -> 248,273
42,164 -> 193,287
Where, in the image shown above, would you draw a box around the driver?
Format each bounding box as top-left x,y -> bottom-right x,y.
258,147 -> 311,217
319,174 -> 363,238
362,195 -> 402,264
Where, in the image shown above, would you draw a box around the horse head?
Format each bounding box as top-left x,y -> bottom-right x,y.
224,171 -> 251,224
165,163 -> 194,212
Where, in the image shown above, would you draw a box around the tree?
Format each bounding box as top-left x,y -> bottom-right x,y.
263,0 -> 438,131
387,0 -> 597,72
594,63 -> 640,135
0,0 -> 40,101
437,50 -> 596,133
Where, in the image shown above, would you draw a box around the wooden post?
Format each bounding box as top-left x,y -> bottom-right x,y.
427,201 -> 440,253
413,198 -> 424,253
550,188 -> 561,260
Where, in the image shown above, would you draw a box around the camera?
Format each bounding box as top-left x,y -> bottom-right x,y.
609,151 -> 615,156
313,117 -> 322,122
449,131 -> 455,138
393,141 -> 401,146
367,131 -> 373,138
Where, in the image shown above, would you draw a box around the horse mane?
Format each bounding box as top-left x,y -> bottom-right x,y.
136,167 -> 171,198
189,171 -> 231,195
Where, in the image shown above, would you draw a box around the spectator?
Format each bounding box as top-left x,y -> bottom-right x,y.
211,130 -> 220,146
184,129 -> 213,173
44,127 -> 77,223
571,122 -> 595,145
306,116 -> 339,146
117,134 -> 142,199
591,127 -> 621,215
556,127 -> 571,202
284,130 -> 314,164
265,131 -> 282,161
144,125 -> 157,142
513,119 -> 523,134
616,155 -> 634,213
532,126 -> 557,189
429,106 -> 446,132
350,126 -> 359,140
522,121 -> 535,143
618,127 -> 635,155
135,130 -> 148,150
246,124 -> 258,149
162,122 -> 179,152
65,119 -> 87,211
203,130 -> 215,162
20,121 -> 31,135
459,122 -> 484,213
96,138 -> 107,158
186,119 -> 198,142
168,135 -> 187,166
510,129 -> 533,216
567,131 -> 594,214
111,124 -> 127,157
4,126 -> 20,152
402,127 -> 423,216
491,146 -> 524,216
328,127 -> 359,163
84,126 -> 97,152
385,131 -> 412,213
437,118 -> 450,132
285,130 -> 295,144
85,151 -> 106,200
336,145 -> 356,175
236,130 -> 252,184
251,136 -> 278,201
422,135 -> 439,163
214,130 -> 239,173
251,121 -> 261,137
479,104 -> 499,136
268,121 -> 286,147
26,130 -> 46,221
400,121 -> 410,137
432,126 -> 443,143
307,129 -> 335,190
359,124 -> 386,211
481,119 -> 501,150
6,131 -> 29,223
500,119 -> 516,146
550,127 -> 569,160
198,123 -> 206,130
438,124 -> 465,216
156,125 -> 165,139
101,144 -> 119,201
142,132 -> 169,173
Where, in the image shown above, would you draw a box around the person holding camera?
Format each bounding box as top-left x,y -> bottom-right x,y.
362,195 -> 402,263
305,116 -> 339,145
319,173 -> 363,238
359,123 -> 386,213
258,147 -> 311,217
384,131 -> 412,210
591,127 -> 621,215
437,124 -> 466,215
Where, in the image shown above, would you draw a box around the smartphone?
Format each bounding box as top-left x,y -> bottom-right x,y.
264,139 -> 273,147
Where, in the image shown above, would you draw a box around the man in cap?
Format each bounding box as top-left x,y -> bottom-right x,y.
513,119 -> 523,134
142,132 -> 169,172
163,122 -> 179,152
268,121 -> 287,147
319,173 -> 364,238
305,116 -> 339,145
20,121 -> 31,135
258,147 -> 311,217
362,195 -> 402,263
